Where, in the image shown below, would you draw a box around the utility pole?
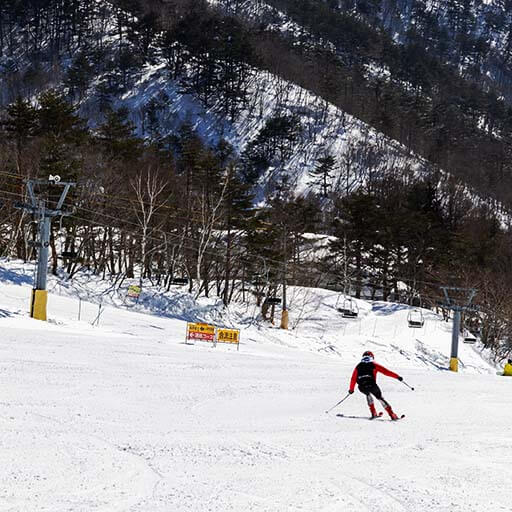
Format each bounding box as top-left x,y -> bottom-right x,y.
441,286 -> 478,372
343,234 -> 349,298
280,226 -> 289,330
15,176 -> 74,321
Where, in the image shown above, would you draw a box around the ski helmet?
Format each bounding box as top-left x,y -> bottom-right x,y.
361,350 -> 374,363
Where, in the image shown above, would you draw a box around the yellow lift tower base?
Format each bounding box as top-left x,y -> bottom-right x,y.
449,357 -> 459,372
31,289 -> 48,321
280,309 -> 289,330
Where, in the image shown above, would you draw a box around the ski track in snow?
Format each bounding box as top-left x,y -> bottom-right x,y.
0,260 -> 510,511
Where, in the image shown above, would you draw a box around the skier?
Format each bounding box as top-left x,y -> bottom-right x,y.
348,351 -> 402,420
503,359 -> 512,377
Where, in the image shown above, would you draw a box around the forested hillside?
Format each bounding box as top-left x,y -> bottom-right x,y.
215,0 -> 512,205
0,0 -> 511,360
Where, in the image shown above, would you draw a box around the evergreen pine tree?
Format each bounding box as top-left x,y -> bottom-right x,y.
36,90 -> 87,180
96,108 -> 142,162
37,89 -> 85,142
65,53 -> 93,101
309,154 -> 336,197
3,96 -> 37,171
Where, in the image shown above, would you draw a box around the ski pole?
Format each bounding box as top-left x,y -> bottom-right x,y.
401,380 -> 415,391
325,393 -> 350,414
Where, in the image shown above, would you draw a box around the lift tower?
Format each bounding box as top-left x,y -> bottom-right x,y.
441,286 -> 478,372
15,176 -> 74,321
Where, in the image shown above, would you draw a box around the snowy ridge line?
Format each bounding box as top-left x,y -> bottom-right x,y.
208,0 -> 308,38
206,0 -> 512,220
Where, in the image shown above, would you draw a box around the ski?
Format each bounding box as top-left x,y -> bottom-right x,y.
336,412 -> 404,421
336,412 -> 383,420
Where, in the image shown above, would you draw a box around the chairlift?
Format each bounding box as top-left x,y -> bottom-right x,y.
170,277 -> 189,286
463,330 -> 477,344
411,295 -> 422,308
249,272 -> 267,287
338,298 -> 359,318
408,309 -> 424,328
60,251 -> 79,261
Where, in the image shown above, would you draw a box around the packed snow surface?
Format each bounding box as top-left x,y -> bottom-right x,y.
1,261 -> 510,511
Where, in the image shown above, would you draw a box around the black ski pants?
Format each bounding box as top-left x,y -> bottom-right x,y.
358,382 -> 390,408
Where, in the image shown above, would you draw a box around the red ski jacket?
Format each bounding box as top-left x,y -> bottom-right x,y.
349,362 -> 400,392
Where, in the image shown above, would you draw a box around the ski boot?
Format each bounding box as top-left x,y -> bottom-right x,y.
385,406 -> 399,420
369,403 -> 380,419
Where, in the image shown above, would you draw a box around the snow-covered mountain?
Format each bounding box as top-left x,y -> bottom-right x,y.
0,0 -> 434,201
2,0 -> 512,363
2,3 -> 512,507
215,0 -> 512,99
95,62 -> 432,199
3,0 -> 512,204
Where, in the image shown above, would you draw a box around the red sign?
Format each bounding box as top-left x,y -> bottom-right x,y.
188,331 -> 215,342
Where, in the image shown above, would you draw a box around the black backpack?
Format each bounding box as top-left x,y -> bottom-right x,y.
356,361 -> 376,388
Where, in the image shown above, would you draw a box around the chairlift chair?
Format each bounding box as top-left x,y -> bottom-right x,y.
170,277 -> 189,286
463,330 -> 477,344
338,298 -> 359,318
59,251 -> 79,261
408,309 -> 424,328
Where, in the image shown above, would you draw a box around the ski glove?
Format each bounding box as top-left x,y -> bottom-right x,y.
397,376 -> 403,381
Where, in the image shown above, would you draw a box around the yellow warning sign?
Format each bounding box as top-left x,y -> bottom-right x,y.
187,323 -> 215,342
127,285 -> 141,299
216,328 -> 240,345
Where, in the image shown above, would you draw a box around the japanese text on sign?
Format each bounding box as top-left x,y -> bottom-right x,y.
187,323 -> 215,342
185,323 -> 240,350
216,328 -> 240,344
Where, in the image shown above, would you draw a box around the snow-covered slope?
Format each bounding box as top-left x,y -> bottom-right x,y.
2,259 -> 509,511
0,260 -> 493,372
